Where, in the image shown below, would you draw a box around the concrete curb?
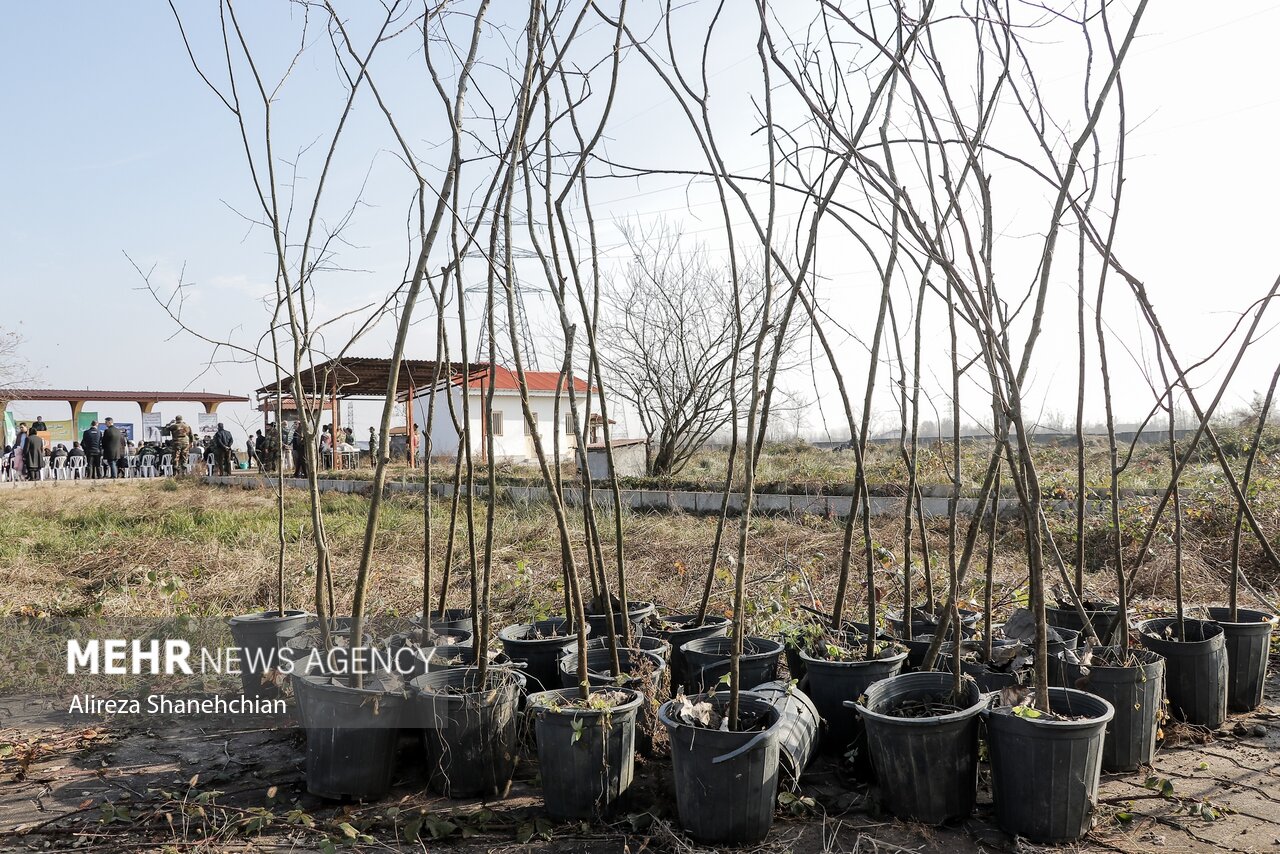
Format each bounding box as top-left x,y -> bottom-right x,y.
200,474 -> 1121,521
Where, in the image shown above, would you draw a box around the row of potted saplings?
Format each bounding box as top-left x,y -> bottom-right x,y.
228,598 -> 1275,847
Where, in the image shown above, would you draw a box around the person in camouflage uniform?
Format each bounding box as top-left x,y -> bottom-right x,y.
264,423 -> 281,473
166,415 -> 193,476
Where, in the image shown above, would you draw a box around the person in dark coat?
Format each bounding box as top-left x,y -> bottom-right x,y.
23,430 -> 44,480
81,420 -> 103,479
30,416 -> 47,433
213,423 -> 235,476
102,418 -> 125,478
291,427 -> 307,478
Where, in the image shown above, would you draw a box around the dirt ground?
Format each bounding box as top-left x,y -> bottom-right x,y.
1,663 -> 1276,854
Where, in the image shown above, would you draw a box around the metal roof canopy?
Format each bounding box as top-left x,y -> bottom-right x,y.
254,357 -> 483,400
0,389 -> 245,406
0,388 -> 247,446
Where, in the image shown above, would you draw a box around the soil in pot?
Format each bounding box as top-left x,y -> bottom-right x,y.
1138,617 -> 1228,728
498,618 -> 587,692
1206,608 -> 1276,712
680,636 -> 784,693
292,670 -> 407,800
528,688 -> 644,819
984,687 -> 1115,843
649,613 -> 730,693
853,671 -> 984,824
228,610 -> 310,699
798,632 -> 907,756
1059,646 -> 1165,771
659,691 -> 782,845
408,667 -> 523,798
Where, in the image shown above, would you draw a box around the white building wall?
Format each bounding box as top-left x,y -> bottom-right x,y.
412,388 -> 587,463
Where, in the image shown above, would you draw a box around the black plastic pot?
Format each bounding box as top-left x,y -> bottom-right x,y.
385,628 -> 475,673
783,642 -> 808,683
280,629 -> 376,679
1138,618 -> 1228,728
852,671 -> 984,824
278,617 -> 350,669
408,667 -> 523,798
228,610 -> 310,698
399,643 -> 513,678
1046,600 -> 1121,643
292,672 -> 406,800
584,601 -> 655,641
800,643 -> 907,753
1207,608 -> 1276,712
413,608 -> 475,633
749,681 -> 820,788
659,692 -> 782,845
388,627 -> 473,646
528,688 -> 644,819
414,643 -> 478,675
499,619 -> 587,692
984,688 -> 1114,843
1045,627 -> 1081,685
558,647 -> 667,691
896,620 -> 975,671
886,608 -> 980,637
650,614 -> 731,693
564,634 -> 671,660
278,615 -> 353,643
935,640 -> 1029,694
680,636 -> 784,693
1060,647 -> 1165,771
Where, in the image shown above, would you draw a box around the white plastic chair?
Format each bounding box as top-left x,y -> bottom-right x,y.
138,455 -> 157,478
51,457 -> 68,480
0,457 -> 9,482
123,455 -> 137,478
68,457 -> 87,480
159,454 -> 174,477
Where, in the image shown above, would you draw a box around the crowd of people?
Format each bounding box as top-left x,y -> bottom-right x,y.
3,416 -> 374,483
246,422 -> 368,478
1,415 -> 241,481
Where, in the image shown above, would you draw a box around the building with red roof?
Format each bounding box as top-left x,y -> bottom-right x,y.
411,365 -> 607,463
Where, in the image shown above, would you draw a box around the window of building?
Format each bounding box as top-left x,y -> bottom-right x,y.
489,410 -> 503,436
564,412 -> 575,436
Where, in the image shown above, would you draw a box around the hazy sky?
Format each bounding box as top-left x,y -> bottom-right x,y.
3,2 -> 1278,442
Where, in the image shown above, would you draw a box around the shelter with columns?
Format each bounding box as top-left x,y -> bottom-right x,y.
0,388 -> 246,448
254,357 -> 477,464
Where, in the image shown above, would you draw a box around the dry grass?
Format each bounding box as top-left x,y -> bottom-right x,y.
1,476 -> 1274,634
322,428 -> 1280,497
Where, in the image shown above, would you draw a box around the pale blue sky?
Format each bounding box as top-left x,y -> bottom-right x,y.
3,3 -> 1280,442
